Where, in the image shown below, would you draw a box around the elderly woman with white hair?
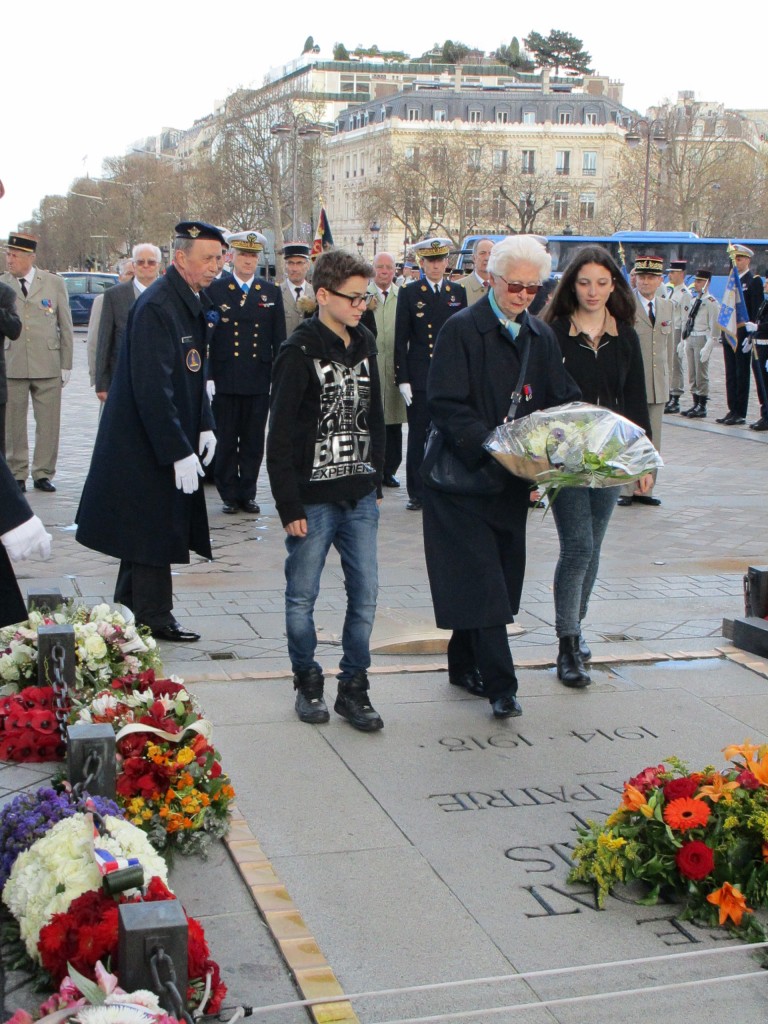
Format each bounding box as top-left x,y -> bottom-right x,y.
423,235 -> 580,719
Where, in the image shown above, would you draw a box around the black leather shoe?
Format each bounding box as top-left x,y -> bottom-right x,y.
449,669 -> 485,697
241,500 -> 261,513
382,475 -> 400,488
221,502 -> 239,514
16,479 -> 26,492
578,634 -> 592,661
491,692 -> 522,718
405,499 -> 423,511
750,419 -> 768,431
663,396 -> 680,414
715,413 -> 734,424
142,621 -> 201,642
33,478 -> 56,492
617,496 -> 632,506
294,667 -> 330,724
730,417 -> 746,425
633,494 -> 661,506
335,672 -> 384,731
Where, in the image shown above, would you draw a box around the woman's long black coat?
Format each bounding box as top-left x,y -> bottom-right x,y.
76,266 -> 215,566
423,296 -> 580,630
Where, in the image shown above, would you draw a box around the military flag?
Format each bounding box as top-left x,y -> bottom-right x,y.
310,207 -> 334,260
718,254 -> 749,351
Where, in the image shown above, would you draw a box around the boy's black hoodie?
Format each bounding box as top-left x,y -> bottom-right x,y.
267,314 -> 385,527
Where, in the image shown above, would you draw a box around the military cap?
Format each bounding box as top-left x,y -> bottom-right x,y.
282,242 -> 311,260
633,254 -> 664,275
666,259 -> 687,273
6,232 -> 38,252
732,243 -> 754,258
694,269 -> 712,280
175,221 -> 228,245
413,238 -> 452,259
229,231 -> 267,254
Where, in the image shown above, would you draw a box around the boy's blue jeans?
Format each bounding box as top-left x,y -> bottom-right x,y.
285,493 -> 379,682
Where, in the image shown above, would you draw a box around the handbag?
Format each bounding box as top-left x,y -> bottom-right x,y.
422,330 -> 531,496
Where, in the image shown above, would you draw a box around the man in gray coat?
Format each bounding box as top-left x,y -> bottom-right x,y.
280,243 -> 315,336
1,232 -> 73,492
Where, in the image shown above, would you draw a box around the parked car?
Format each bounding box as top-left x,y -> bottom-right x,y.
58,272 -> 118,325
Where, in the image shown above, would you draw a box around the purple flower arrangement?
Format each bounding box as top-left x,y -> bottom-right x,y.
0,787 -> 122,887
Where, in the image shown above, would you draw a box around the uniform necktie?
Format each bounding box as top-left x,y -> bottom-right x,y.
433,284 -> 440,296
19,278 -> 28,297
382,290 -> 388,302
647,301 -> 655,326
295,287 -> 302,301
241,282 -> 249,295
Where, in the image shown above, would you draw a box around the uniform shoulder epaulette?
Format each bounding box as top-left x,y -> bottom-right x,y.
706,294 -> 718,302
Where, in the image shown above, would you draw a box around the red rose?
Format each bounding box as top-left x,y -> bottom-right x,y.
663,776 -> 701,802
675,840 -> 715,881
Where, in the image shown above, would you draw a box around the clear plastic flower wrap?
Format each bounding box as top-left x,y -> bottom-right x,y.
483,402 -> 663,497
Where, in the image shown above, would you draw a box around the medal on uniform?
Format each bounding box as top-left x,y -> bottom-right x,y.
186,349 -> 202,372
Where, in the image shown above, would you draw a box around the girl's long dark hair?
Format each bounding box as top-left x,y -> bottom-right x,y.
542,245 -> 636,325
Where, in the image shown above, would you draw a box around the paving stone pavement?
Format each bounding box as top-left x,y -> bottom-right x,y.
3,332 -> 768,1022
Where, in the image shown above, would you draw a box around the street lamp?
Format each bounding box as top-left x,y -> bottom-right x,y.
370,221 -> 380,256
625,119 -> 669,231
356,237 -> 365,256
270,115 -> 332,240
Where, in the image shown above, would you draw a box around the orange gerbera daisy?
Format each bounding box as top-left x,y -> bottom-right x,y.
663,797 -> 711,831
706,882 -> 752,927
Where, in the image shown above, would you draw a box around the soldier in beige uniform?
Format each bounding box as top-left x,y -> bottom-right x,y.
279,243 -> 315,337
662,259 -> 692,414
1,233 -> 73,491
679,270 -> 720,419
619,255 -> 673,506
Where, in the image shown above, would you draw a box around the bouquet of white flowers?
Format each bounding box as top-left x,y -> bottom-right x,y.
484,402 -> 663,500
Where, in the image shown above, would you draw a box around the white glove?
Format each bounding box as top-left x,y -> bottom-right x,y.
742,337 -> 753,354
745,322 -> 758,334
61,369 -> 71,386
1,515 -> 52,561
206,379 -> 216,400
677,341 -> 685,360
198,430 -> 217,467
174,453 -> 205,493
700,339 -> 714,363
398,383 -> 413,407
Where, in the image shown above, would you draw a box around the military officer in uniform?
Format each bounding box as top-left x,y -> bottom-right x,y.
662,259 -> 692,414
0,281 -> 22,457
679,270 -> 720,419
394,238 -> 467,510
1,232 -> 74,492
280,243 -> 316,337
716,243 -> 763,425
618,255 -> 673,507
207,231 -> 286,514
76,222 -> 225,643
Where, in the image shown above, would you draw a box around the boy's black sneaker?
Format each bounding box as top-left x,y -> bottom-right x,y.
335,672 -> 384,732
294,667 -> 330,724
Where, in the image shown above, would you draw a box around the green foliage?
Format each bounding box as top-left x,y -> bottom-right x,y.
494,36 -> 535,72
524,29 -> 592,75
333,42 -> 350,60
302,36 -> 315,53
441,39 -> 471,64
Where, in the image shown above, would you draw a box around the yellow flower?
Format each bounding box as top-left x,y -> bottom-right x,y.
176,747 -> 195,766
597,834 -> 627,852
697,775 -> 740,803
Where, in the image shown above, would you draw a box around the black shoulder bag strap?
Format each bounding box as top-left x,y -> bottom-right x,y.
503,324 -> 532,423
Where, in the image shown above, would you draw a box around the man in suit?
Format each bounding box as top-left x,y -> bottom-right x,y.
95,244 -> 161,401
0,452 -> 51,627
76,221 -> 225,643
394,237 -> 467,511
1,232 -> 74,492
618,255 -> 673,508
207,231 -> 285,514
715,244 -> 764,425
0,281 -> 22,457
280,243 -> 315,337
87,258 -> 134,394
365,252 -> 405,487
460,237 -> 493,306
